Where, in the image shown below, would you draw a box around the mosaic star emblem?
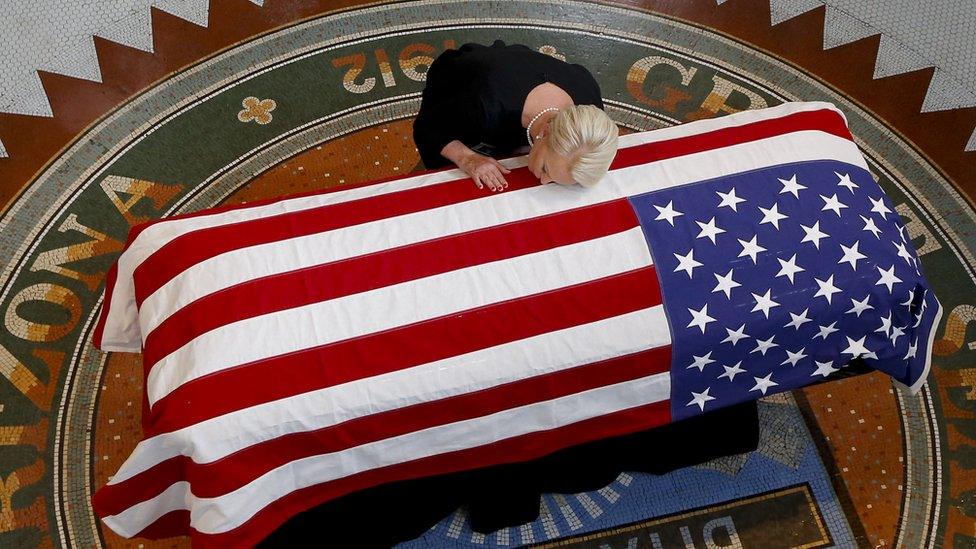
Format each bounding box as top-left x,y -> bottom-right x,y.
237,96 -> 277,125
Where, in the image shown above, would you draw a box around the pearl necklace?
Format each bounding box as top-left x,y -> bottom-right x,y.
526,107 -> 560,147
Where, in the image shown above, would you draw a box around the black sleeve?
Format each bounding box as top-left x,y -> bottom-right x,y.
573,64 -> 604,109
412,92 -> 486,169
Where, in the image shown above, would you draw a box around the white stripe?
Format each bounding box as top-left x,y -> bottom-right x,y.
102,481 -> 191,538
138,129 -> 864,340
138,179 -> 622,339
99,101 -> 854,349
112,306 -> 670,484
616,100 -> 848,146
146,227 -> 653,405
910,298 -> 944,394
104,369 -> 672,537
99,165 -> 495,351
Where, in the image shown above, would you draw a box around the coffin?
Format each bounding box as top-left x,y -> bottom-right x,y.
91,101 -> 941,546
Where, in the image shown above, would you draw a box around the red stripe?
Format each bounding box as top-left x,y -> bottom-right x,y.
127,399 -> 672,545
145,264 -> 661,435
130,108 -> 848,307
95,345 -> 670,520
142,199 -> 639,372
132,168 -> 544,307
609,108 -> 852,169
94,161 -> 467,347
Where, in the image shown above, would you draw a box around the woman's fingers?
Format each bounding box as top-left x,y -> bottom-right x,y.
487,167 -> 508,191
477,168 -> 499,191
468,158 -> 510,192
487,173 -> 502,191
487,171 -> 506,192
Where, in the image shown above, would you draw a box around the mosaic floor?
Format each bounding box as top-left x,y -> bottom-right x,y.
0,1 -> 974,547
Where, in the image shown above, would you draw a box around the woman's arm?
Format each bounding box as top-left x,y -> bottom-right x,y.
441,140 -> 511,192
413,94 -> 510,191
439,139 -> 477,167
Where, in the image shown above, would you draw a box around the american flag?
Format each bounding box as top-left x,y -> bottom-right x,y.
92,102 -> 940,546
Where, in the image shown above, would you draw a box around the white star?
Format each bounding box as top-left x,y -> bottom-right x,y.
712,269 -> 741,299
897,224 -> 909,243
875,312 -> 893,338
776,254 -> 804,283
738,235 -> 766,264
781,347 -> 807,367
750,373 -> 779,395
890,325 -> 905,345
778,174 -> 806,198
750,335 -> 779,356
842,335 -> 876,359
653,200 -> 683,226
815,322 -> 839,340
751,289 -> 780,318
813,275 -> 842,304
716,188 -> 746,212
846,295 -> 874,317
838,241 -> 867,271
901,288 -> 916,308
687,388 -> 716,411
785,308 -> 813,330
687,304 -> 716,334
673,249 -> 703,278
836,172 -> 858,193
812,360 -> 840,377
687,352 -> 716,372
722,324 -> 750,346
758,203 -> 788,229
893,241 -> 914,265
914,307 -> 926,328
718,362 -> 746,382
800,221 -> 829,249
905,339 -> 918,359
875,265 -> 902,293
869,196 -> 892,219
820,193 -> 848,216
861,215 -> 882,239
696,217 -> 726,244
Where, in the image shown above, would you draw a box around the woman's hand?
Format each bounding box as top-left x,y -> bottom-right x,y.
440,140 -> 511,191
459,153 -> 511,191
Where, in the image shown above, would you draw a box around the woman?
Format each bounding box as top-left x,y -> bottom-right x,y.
413,39 -> 619,190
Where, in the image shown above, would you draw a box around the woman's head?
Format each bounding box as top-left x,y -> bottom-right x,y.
528,104 -> 619,187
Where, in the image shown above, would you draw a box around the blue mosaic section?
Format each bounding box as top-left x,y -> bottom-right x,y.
628,160 -> 939,422
399,399 -> 855,547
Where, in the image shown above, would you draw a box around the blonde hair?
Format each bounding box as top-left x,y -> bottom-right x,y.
547,105 -> 619,188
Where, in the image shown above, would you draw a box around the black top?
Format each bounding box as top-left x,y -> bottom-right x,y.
412,40 -> 605,169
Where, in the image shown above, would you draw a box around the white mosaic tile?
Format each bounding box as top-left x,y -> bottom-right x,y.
769,0 -> 823,27
827,0 -> 975,111
0,0 -> 971,153
873,34 -> 933,79
38,35 -> 101,83
921,68 -> 976,112
762,0 -> 974,136
821,5 -> 876,50
97,6 -> 155,52
156,0 -> 210,28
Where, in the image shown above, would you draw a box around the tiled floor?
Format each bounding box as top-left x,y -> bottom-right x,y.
0,1 -> 973,547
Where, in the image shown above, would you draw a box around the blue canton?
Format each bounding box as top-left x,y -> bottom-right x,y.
629,160 -> 941,421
